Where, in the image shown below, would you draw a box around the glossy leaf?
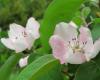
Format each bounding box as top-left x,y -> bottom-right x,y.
16,54 -> 63,80
91,24 -> 100,41
40,0 -> 84,52
0,53 -> 22,80
74,61 -> 100,80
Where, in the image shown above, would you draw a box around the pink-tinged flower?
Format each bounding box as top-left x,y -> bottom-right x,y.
19,56 -> 29,68
1,17 -> 40,53
49,22 -> 100,64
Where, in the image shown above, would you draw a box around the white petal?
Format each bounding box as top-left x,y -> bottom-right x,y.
79,27 -> 94,53
69,21 -> 78,28
54,22 -> 78,41
13,40 -> 28,53
49,35 -> 72,64
84,52 -> 91,61
11,33 -> 28,53
8,23 -> 30,52
67,53 -> 86,64
8,23 -> 25,39
24,31 -> 35,50
90,39 -> 100,58
1,38 -> 15,50
19,56 -> 29,68
26,17 -> 40,39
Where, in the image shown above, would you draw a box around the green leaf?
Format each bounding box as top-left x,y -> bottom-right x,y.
72,11 -> 84,26
74,61 -> 100,80
63,74 -> 69,80
28,52 -> 43,64
28,48 -> 48,64
82,7 -> 91,18
93,18 -> 100,24
16,54 -> 63,80
0,53 -> 22,80
91,24 -> 100,41
9,72 -> 19,80
40,0 -> 84,52
93,53 -> 100,68
68,64 -> 80,74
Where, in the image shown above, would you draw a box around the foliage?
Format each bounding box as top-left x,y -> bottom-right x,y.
0,0 -> 100,80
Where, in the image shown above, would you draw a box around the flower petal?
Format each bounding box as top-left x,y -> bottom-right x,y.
90,39 -> 100,58
8,23 -> 25,39
1,38 -> 15,50
19,56 -> 29,68
54,22 -> 78,41
8,23 -> 30,52
67,53 -> 86,64
26,17 -> 40,39
13,40 -> 28,53
9,23 -> 35,50
79,27 -> 94,53
69,21 -> 78,28
24,31 -> 35,50
49,35 -> 72,64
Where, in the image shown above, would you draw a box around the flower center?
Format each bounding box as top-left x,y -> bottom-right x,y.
68,37 -> 86,54
73,45 -> 84,53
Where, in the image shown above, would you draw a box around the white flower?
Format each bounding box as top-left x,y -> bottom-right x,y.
49,21 -> 100,64
19,56 -> 29,68
1,17 -> 40,53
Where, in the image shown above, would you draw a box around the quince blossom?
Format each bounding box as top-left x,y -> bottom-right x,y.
49,22 -> 100,64
1,17 -> 40,53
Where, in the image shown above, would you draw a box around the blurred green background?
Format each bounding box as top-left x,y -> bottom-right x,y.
0,0 -> 52,30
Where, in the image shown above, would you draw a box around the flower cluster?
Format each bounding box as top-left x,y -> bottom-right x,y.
1,18 -> 100,67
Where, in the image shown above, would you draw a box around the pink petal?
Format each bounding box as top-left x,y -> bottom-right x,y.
49,35 -> 69,64
54,22 -> 78,41
26,17 -> 40,39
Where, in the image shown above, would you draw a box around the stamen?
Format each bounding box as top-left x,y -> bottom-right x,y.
22,31 -> 27,37
72,37 -> 78,47
83,41 -> 87,45
68,41 -> 70,44
68,41 -> 73,49
82,41 -> 87,48
76,41 -> 79,46
68,37 -> 86,54
72,38 -> 76,41
15,37 -> 18,39
85,41 -> 87,44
